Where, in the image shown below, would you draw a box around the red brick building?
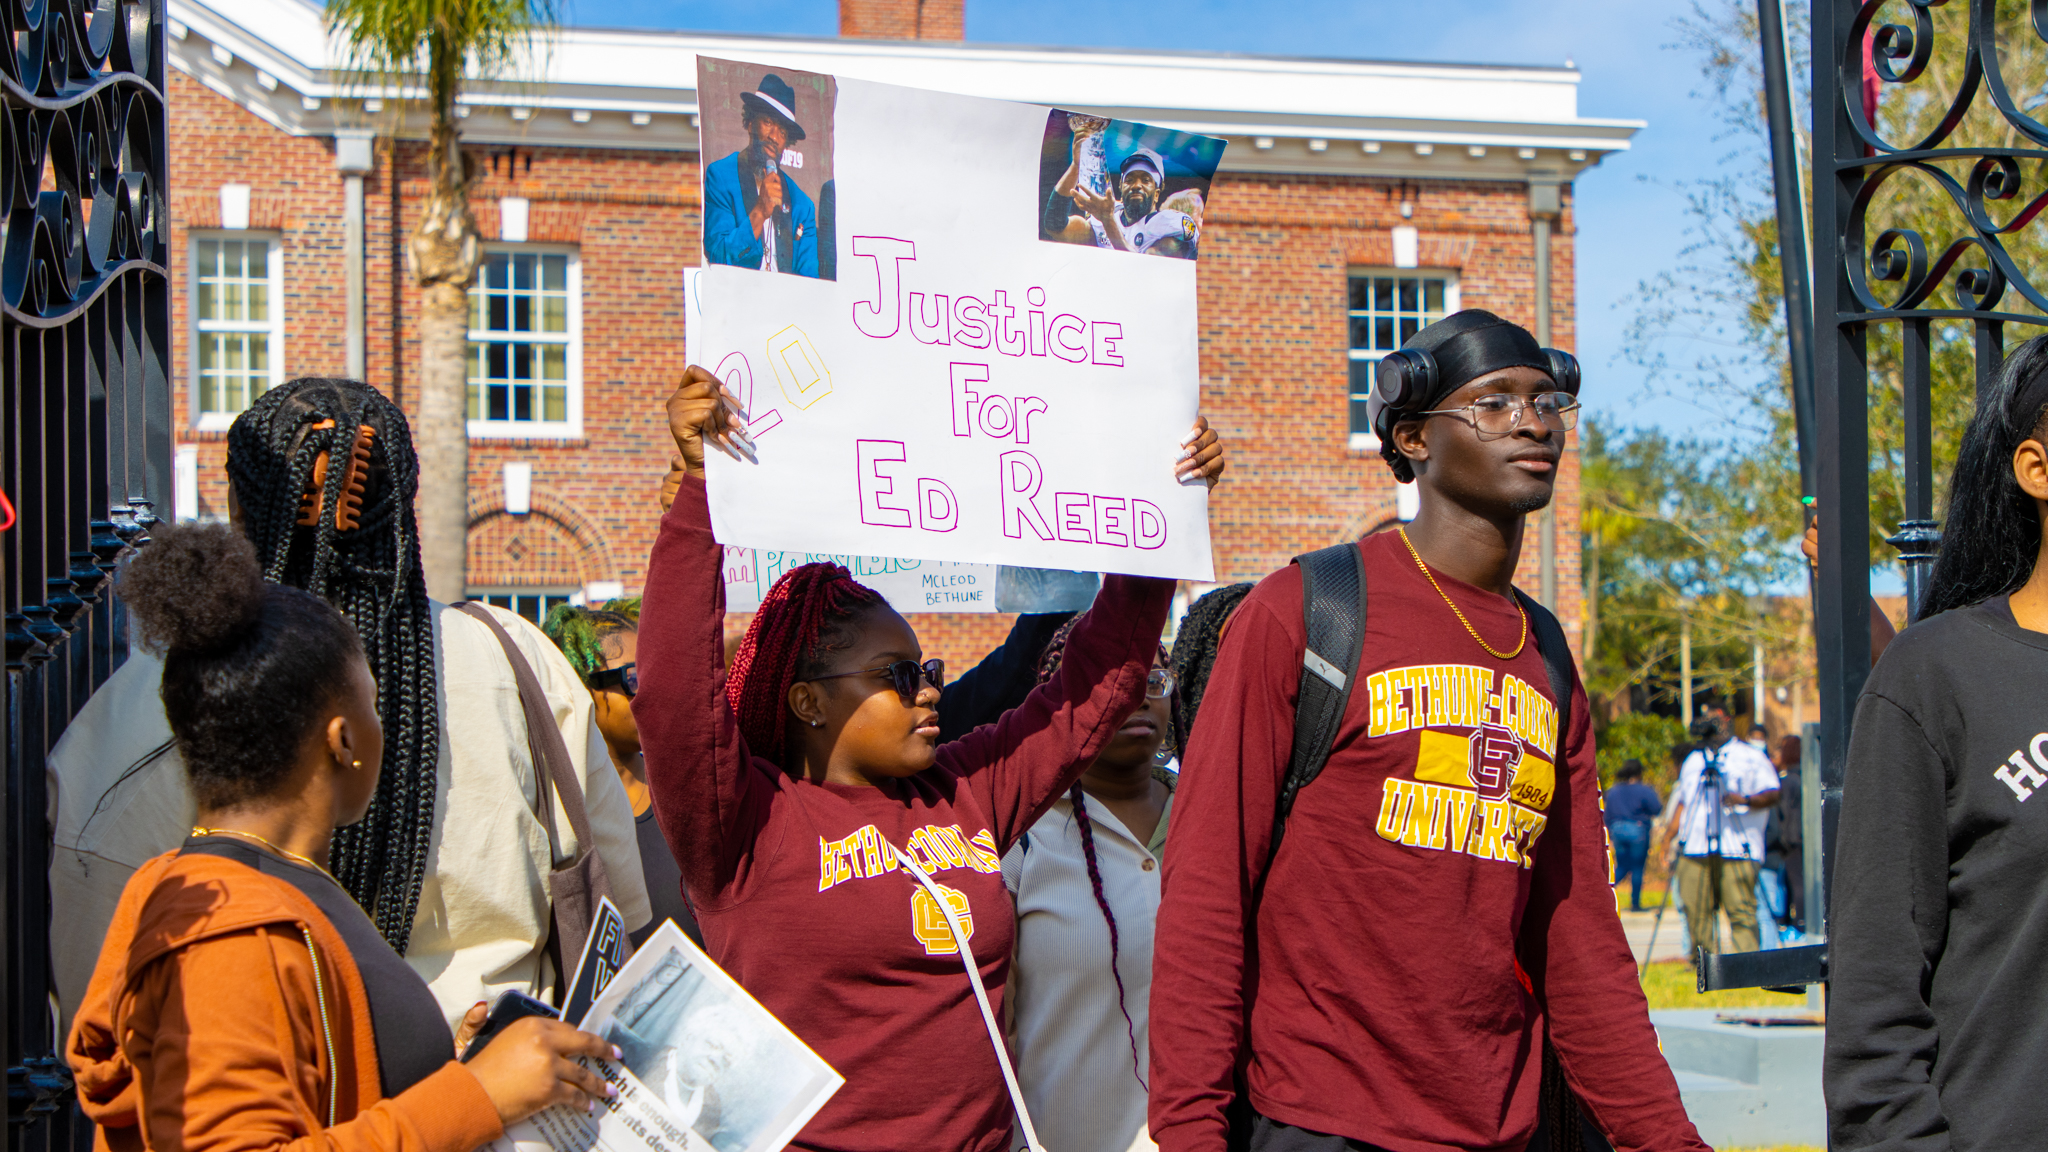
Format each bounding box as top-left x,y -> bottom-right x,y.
166,0 -> 1636,665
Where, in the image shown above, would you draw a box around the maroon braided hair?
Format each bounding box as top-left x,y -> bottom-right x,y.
1066,779 -> 1146,1090
1035,622 -> 1172,1090
726,562 -> 885,768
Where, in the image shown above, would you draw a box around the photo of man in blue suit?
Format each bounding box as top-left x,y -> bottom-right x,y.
703,73 -> 821,278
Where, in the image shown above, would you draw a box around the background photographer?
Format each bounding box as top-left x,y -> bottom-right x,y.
1659,700 -> 1780,955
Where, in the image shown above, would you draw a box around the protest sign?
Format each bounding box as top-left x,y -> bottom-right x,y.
719,545 -> 1104,615
691,59 -> 1225,582
721,547 -> 997,613
488,921 -> 842,1152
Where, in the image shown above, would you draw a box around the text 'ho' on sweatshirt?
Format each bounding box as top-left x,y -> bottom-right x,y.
631,475 -> 1173,1152
1148,530 -> 1705,1152
1826,595 -> 2048,1152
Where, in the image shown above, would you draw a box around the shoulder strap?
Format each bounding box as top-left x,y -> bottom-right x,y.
893,845 -> 1047,1152
1513,590 -> 1576,761
1274,541 -> 1368,853
454,602 -> 598,855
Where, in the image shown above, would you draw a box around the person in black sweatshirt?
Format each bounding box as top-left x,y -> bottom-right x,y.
1828,334 -> 2048,1150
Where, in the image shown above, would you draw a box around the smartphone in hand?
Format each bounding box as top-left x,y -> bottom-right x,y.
459,989 -> 560,1062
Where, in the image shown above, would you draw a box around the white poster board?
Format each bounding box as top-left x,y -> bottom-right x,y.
691,58 -> 1223,582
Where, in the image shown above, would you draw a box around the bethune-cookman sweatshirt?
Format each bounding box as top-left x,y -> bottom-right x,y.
1149,532 -> 1705,1152
1828,595 -> 2048,1151
633,476 -> 1171,1152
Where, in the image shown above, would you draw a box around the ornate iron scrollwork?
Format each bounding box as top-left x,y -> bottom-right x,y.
1832,0 -> 2048,611
2,0 -> 168,1138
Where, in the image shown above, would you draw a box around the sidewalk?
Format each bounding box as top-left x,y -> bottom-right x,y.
1619,905 -> 1692,965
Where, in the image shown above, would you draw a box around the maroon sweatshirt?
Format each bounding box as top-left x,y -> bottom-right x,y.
1149,531 -> 1704,1152
635,476 -> 1172,1152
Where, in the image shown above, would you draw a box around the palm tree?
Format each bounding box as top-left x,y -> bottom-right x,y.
325,0 -> 557,599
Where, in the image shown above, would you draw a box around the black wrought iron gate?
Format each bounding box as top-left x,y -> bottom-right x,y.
1,0 -> 169,1142
1810,0 -> 2048,952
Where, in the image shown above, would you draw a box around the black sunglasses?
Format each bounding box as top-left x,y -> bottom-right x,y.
808,658 -> 946,705
590,662 -> 639,697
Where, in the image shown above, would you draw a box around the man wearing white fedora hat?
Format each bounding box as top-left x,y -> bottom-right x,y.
705,73 -> 820,278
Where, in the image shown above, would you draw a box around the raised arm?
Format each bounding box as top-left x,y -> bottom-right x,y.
945,573 -> 1173,850
634,370 -> 772,903
1517,676 -> 1708,1150
1824,693 -> 1953,1151
946,417 -> 1223,847
936,611 -> 1077,744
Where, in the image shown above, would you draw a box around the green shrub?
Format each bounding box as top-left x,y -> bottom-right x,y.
1596,712 -> 1689,793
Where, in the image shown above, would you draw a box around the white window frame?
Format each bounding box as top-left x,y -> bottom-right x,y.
468,586 -> 578,625
467,245 -> 583,440
188,232 -> 286,432
1346,269 -> 1460,452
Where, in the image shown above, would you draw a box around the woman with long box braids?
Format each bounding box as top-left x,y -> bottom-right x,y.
1001,616 -> 1181,1152
48,378 -> 649,1032
634,368 -> 1224,1152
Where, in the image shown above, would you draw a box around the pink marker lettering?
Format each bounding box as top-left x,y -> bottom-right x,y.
1054,492 -> 1093,544
1131,498 -> 1167,549
856,439 -> 913,528
949,363 -> 988,437
1091,321 -> 1125,367
1092,495 -> 1129,547
918,479 -> 959,532
999,450 -> 1054,541
1049,315 -> 1087,363
851,237 -> 917,339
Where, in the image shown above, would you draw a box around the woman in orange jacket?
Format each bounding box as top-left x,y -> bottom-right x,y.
68,522 -> 615,1152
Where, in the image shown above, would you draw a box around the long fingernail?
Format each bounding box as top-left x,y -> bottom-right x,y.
587,1100 -> 596,1115
611,1045 -> 622,1060
606,1083 -> 619,1099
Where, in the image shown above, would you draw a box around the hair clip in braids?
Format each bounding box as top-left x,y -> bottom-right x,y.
296,420 -> 378,532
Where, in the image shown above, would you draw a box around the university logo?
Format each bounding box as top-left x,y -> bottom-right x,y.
1367,663 -> 1559,868
911,883 -> 975,955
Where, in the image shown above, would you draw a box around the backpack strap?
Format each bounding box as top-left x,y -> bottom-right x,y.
1274,541 -> 1368,855
1513,590 -> 1575,760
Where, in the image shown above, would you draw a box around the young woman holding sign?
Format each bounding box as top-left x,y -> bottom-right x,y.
634,365 -> 1223,1152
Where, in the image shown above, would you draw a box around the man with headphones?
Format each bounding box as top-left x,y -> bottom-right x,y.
1150,311 -> 1704,1152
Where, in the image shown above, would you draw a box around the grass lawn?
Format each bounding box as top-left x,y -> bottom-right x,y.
1638,959 -> 1813,1011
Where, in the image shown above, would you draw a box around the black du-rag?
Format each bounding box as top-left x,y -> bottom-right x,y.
1403,309 -> 1555,410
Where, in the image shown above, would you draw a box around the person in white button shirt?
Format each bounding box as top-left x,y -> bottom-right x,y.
1661,700 -> 1782,955
1002,617 -> 1177,1152
47,377 -> 648,1034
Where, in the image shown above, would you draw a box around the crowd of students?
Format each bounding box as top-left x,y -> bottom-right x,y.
50,308 -> 2044,1152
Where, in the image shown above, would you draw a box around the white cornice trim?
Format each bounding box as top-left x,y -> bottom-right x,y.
169,0 -> 1642,181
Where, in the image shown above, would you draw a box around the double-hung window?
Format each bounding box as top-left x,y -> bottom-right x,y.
1346,270 -> 1457,450
191,236 -> 285,429
468,249 -> 581,438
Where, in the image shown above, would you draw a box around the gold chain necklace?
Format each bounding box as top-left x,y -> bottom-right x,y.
1397,528 -> 1528,661
191,826 -> 337,882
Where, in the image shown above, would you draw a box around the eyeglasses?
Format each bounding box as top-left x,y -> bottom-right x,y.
1145,668 -> 1175,699
1420,392 -> 1580,438
808,658 -> 946,706
590,662 -> 638,698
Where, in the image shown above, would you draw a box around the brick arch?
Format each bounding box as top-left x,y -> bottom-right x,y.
466,488 -> 618,588
1333,502 -> 1402,545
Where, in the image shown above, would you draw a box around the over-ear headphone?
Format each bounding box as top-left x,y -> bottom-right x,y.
1370,346 -> 1582,443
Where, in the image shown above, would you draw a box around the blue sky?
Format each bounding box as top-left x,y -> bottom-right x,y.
572,0 -> 1746,437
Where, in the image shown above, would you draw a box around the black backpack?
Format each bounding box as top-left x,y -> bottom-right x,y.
1266,539 -> 1603,1152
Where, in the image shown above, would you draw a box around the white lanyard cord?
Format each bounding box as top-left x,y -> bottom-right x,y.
892,846 -> 1049,1152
